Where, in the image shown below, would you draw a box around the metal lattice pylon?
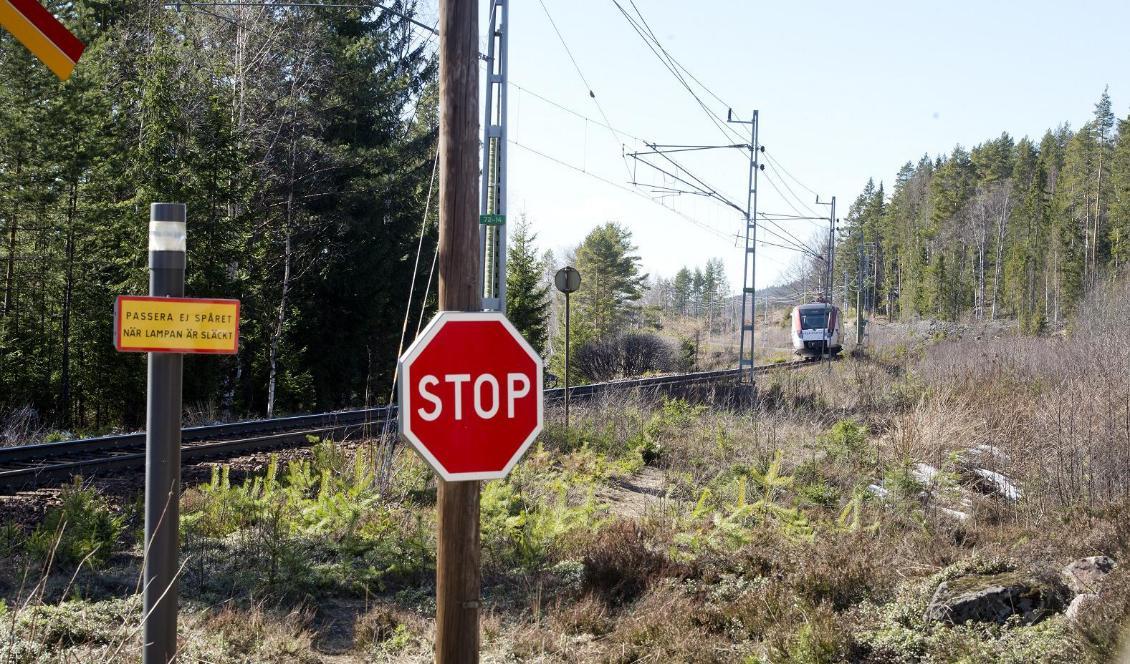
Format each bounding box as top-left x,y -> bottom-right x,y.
480,0 -> 508,312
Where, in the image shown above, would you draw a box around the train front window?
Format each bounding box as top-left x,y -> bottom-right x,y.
800,310 -> 828,330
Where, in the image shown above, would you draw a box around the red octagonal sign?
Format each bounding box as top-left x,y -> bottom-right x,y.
399,311 -> 543,481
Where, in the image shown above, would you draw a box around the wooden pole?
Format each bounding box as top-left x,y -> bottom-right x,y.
436,0 -> 480,662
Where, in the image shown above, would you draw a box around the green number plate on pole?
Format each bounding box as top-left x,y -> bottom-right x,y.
479,214 -> 505,226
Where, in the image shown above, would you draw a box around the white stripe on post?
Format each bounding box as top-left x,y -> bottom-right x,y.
148,221 -> 186,252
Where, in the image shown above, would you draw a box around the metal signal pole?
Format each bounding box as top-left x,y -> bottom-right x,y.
479,0 -> 508,313
856,242 -> 864,346
815,195 -> 835,302
437,0 -> 481,660
554,266 -> 580,433
728,110 -> 761,383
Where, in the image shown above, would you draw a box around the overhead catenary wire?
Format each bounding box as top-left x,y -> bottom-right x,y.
609,0 -> 744,147
510,139 -> 740,244
627,147 -> 746,216
761,170 -> 828,235
756,238 -> 817,255
508,80 -> 649,146
537,0 -> 634,179
755,220 -> 824,259
757,213 -> 824,259
626,0 -> 745,146
608,1 -> 832,263
762,148 -> 821,198
512,139 -> 810,280
609,1 -> 835,237
762,154 -> 823,218
510,71 -> 763,255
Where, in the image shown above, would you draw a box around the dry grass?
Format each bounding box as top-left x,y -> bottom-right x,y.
9,287 -> 1130,661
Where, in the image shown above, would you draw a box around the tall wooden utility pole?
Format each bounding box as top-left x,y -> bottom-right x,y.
436,0 -> 481,661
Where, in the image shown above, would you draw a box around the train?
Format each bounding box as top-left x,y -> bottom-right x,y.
790,302 -> 844,359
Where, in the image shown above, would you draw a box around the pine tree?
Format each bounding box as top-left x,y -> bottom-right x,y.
1004,139 -> 1048,333
1110,113 -> 1130,267
1090,88 -> 1116,277
1058,125 -> 1092,311
672,267 -> 692,315
702,258 -> 728,329
506,215 -> 551,354
553,222 -> 646,380
691,267 -> 705,316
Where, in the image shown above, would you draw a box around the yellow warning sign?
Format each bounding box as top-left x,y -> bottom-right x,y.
115,296 -> 239,354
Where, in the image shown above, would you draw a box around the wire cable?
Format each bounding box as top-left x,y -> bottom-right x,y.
510,139 -> 741,244
610,0 -> 743,148
537,0 -> 634,179
756,221 -> 823,259
509,80 -> 649,146
389,149 -> 438,405
762,153 -> 822,218
761,170 -> 828,237
762,148 -> 821,198
628,148 -> 745,215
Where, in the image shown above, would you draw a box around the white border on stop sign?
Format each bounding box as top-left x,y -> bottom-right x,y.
398,311 -> 545,481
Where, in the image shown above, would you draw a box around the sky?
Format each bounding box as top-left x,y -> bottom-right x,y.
420,0 -> 1130,290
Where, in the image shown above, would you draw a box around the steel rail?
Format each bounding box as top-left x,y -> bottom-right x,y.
0,362 -> 807,492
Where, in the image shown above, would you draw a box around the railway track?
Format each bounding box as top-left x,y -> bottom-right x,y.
0,362 -> 805,493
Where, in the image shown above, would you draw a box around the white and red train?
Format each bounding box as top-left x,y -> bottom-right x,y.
790,302 -> 844,359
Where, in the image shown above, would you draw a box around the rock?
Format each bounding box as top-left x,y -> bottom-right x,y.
1062,556 -> 1116,595
966,444 -> 1010,464
970,468 -> 1022,501
1065,593 -> 1100,622
912,462 -> 939,485
866,484 -> 889,499
936,506 -> 969,521
923,571 -> 1067,626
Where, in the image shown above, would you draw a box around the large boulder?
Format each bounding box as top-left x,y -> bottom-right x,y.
1061,556 -> 1116,595
969,468 -> 1022,501
1065,593 -> 1101,623
924,571 -> 1067,626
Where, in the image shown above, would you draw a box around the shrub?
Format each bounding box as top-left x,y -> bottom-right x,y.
355,606 -> 425,654
627,398 -> 704,466
195,605 -> 317,663
583,520 -> 680,606
823,418 -> 869,462
774,602 -> 859,663
677,337 -> 697,371
574,333 -> 674,382
0,522 -> 25,558
27,479 -> 122,568
481,479 -> 603,572
15,596 -> 139,648
550,593 -> 613,636
181,446 -> 432,597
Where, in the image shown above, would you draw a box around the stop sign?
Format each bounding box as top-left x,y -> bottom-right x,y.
398,311 -> 544,481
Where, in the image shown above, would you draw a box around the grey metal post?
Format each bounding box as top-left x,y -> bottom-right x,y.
816,194 -> 836,302
829,197 -> 835,300
554,266 -> 580,434
729,110 -> 760,383
856,243 -> 864,346
563,293 -> 570,431
143,203 -> 185,664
